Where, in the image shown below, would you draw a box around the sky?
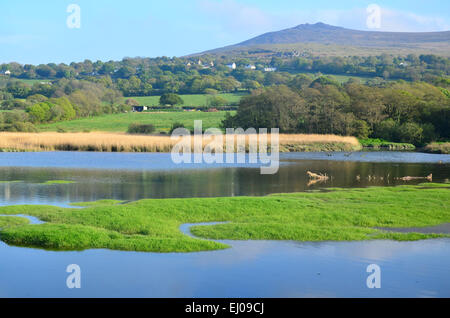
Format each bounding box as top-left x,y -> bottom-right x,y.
1,0 -> 449,65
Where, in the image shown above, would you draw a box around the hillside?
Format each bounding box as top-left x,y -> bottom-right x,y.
198,22 -> 450,56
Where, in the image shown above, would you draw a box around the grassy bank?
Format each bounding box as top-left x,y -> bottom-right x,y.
423,142 -> 450,154
0,184 -> 449,252
38,111 -> 230,133
0,132 -> 361,152
128,93 -> 246,107
359,138 -> 416,151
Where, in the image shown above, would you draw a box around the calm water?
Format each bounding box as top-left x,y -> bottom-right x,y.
0,152 -> 449,206
0,151 -> 449,297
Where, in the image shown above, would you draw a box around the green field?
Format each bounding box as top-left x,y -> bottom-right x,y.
0,184 -> 449,252
302,72 -> 376,84
12,78 -> 53,85
39,111 -> 232,132
127,93 -> 246,107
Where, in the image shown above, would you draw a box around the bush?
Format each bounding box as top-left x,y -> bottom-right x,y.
169,122 -> 185,134
6,122 -> 38,132
207,96 -> 228,108
421,123 -> 436,144
351,120 -> 370,139
374,119 -> 397,141
159,93 -> 184,106
397,122 -> 423,145
127,123 -> 155,134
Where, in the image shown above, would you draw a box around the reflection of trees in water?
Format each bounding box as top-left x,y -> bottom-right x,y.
0,162 -> 448,204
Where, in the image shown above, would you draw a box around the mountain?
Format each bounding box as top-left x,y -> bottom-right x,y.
196,22 -> 450,56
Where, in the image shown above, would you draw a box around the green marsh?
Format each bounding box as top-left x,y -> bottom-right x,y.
0,184 -> 449,253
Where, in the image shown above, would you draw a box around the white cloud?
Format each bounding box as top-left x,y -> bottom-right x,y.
376,8 -> 450,32
198,0 -> 274,34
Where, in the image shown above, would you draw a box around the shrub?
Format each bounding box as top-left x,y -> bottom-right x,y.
8,122 -> 38,132
374,119 -> 397,141
207,96 -> 228,108
397,122 -> 423,145
159,93 -> 184,106
169,122 -> 185,134
127,123 -> 155,135
351,120 -> 370,139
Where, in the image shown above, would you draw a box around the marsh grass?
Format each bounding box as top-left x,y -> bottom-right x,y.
0,180 -> 74,185
42,180 -> 75,185
0,184 -> 448,252
424,142 -> 450,154
0,132 -> 361,152
359,138 -> 415,150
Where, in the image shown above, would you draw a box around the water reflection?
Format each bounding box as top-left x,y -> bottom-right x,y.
0,238 -> 448,297
0,158 -> 448,206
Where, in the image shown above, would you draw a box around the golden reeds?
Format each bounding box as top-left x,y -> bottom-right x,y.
0,132 -> 361,153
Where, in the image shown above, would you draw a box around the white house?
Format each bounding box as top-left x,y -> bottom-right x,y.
4,70 -> 11,76
264,67 -> 277,72
227,63 -> 236,70
245,65 -> 256,70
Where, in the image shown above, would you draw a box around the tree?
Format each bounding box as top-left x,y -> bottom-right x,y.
223,85 -> 305,133
397,122 -> 423,145
26,102 -> 52,123
159,93 -> 183,106
26,94 -> 48,104
125,98 -> 140,107
6,81 -> 31,98
207,95 -> 227,108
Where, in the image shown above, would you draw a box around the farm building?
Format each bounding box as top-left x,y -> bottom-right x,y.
132,106 -> 149,112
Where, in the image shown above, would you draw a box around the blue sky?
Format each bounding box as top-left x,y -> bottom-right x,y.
1,0 -> 449,64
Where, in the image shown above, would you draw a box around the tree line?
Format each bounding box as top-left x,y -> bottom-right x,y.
222,75 -> 450,146
0,79 -> 125,132
1,53 -> 448,97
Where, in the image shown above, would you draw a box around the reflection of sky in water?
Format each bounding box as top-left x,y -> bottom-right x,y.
0,152 -> 449,170
0,238 -> 448,297
1,152 -> 449,206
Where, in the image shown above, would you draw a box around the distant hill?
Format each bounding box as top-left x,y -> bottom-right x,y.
196,22 -> 450,56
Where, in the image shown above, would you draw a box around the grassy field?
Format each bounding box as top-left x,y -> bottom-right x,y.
359,138 -> 416,151
9,78 -> 53,85
0,184 -> 449,252
128,93 -> 247,107
0,132 -> 360,152
303,72 -> 376,84
38,111 -> 231,133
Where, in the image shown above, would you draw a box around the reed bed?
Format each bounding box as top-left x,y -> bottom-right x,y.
0,132 -> 361,153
